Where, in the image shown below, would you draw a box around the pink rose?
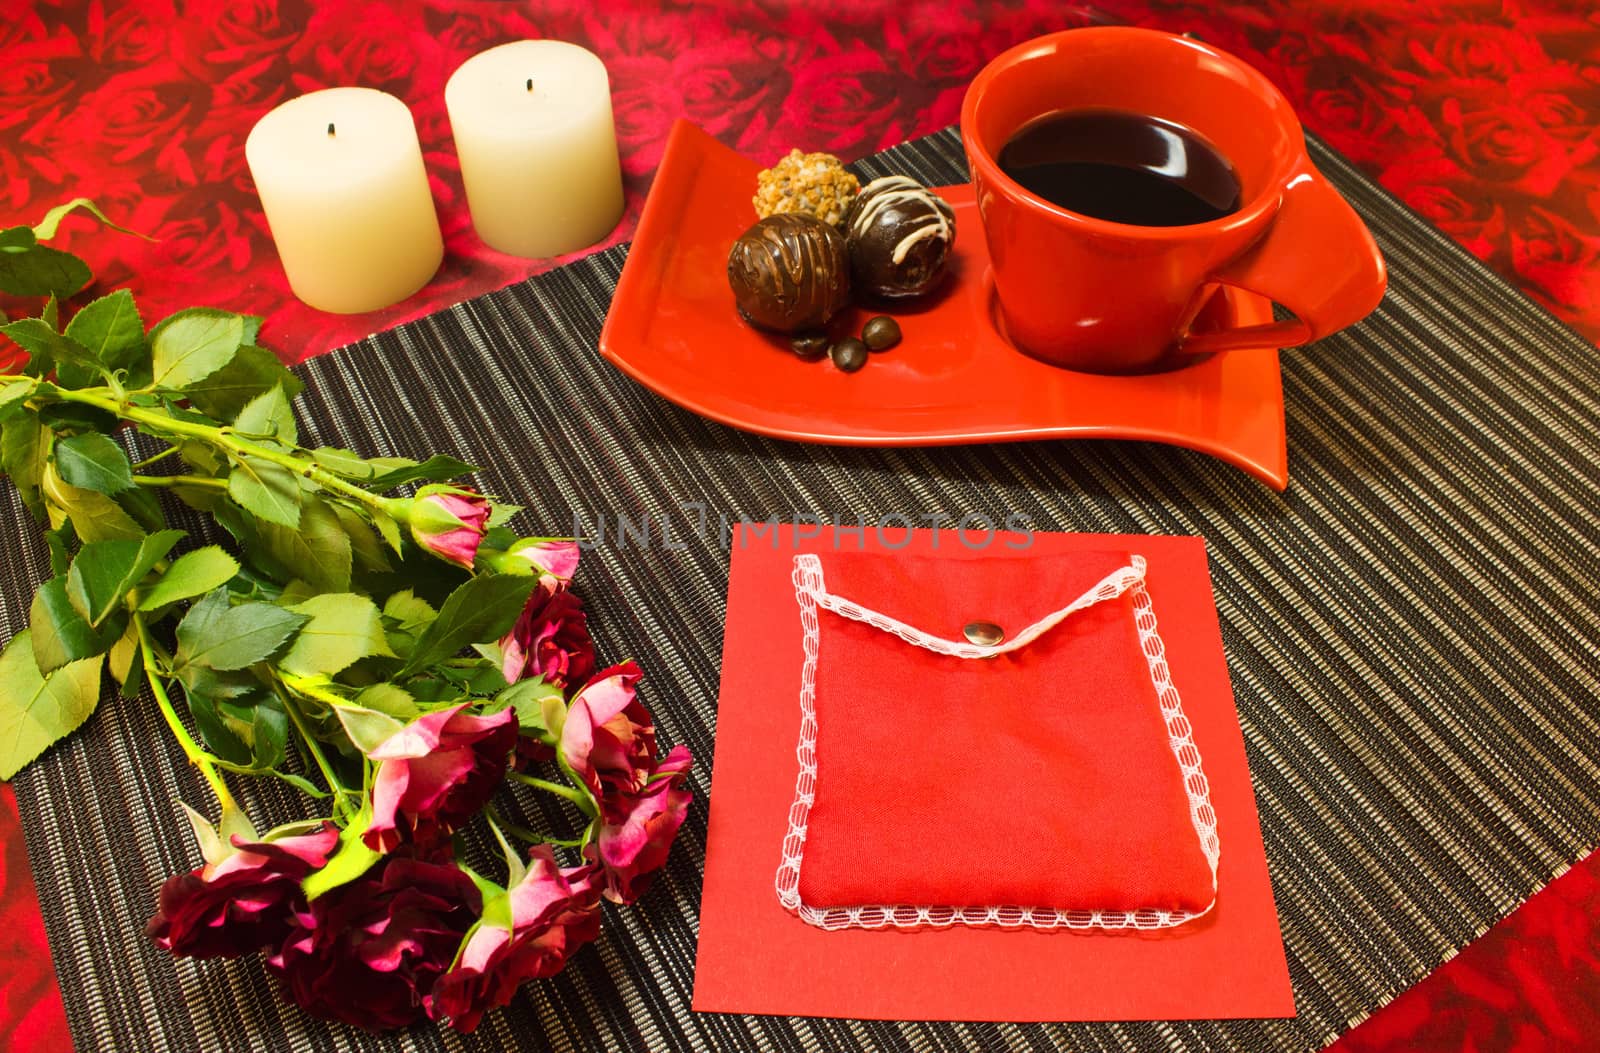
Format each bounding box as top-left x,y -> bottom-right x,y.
268,856 -> 480,1031
498,587 -> 594,690
147,823 -> 339,959
594,744 -> 692,905
560,663 -> 693,903
427,847 -> 602,1032
366,704 -> 518,853
485,537 -> 580,590
401,485 -> 490,570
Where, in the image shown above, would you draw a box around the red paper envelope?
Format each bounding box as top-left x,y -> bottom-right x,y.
694,526 -> 1295,1023
786,546 -> 1217,925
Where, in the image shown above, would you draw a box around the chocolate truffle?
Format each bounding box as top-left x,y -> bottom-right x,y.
844,175 -> 956,299
727,214 -> 851,333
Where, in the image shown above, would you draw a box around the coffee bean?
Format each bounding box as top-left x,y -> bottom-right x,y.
830,337 -> 868,372
790,332 -> 830,357
861,315 -> 901,351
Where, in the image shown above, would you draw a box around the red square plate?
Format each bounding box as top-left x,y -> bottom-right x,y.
599,121 -> 1289,489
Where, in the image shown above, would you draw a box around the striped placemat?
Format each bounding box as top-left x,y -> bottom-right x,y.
7,127 -> 1600,1052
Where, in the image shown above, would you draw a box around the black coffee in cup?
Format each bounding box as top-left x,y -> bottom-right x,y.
997,109 -> 1242,227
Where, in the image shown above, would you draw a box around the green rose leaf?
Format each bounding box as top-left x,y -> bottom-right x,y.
54,432 -> 136,494
176,588 -> 307,672
63,289 -> 147,381
311,446 -> 375,479
107,619 -> 143,698
332,704 -> 406,756
0,415 -> 50,519
0,225 -> 36,250
249,498 -> 352,592
0,318 -> 100,385
115,483 -> 165,532
41,467 -> 144,542
398,573 -> 539,677
279,593 -> 395,677
184,684 -> 254,766
331,502 -> 393,575
238,692 -> 289,769
496,676 -> 565,738
30,577 -> 114,673
0,631 -> 104,780
137,546 -> 240,611
382,588 -> 437,628
184,346 -> 303,423
354,683 -> 419,720
32,197 -> 151,242
228,455 -> 302,528
0,382 -> 33,422
65,530 -> 182,627
150,308 -> 245,390
365,454 -> 478,492
0,243 -> 91,299
232,384 -> 298,446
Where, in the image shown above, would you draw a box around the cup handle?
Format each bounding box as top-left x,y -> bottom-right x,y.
1177,165 -> 1386,356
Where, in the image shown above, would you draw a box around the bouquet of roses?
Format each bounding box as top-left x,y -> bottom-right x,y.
0,202 -> 692,1033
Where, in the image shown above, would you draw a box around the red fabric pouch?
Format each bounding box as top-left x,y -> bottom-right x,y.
776,547 -> 1220,931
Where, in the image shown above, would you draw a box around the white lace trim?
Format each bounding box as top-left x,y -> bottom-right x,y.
775,553 -> 1221,932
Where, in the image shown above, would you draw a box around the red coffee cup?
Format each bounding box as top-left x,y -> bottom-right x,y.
961,27 -> 1386,374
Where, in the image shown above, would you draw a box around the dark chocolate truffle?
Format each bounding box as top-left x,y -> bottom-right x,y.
844,175 -> 956,299
727,214 -> 851,333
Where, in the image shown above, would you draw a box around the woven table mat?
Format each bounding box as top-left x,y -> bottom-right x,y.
7,128 -> 1600,1052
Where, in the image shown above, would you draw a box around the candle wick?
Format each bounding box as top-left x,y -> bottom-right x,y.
327,122 -> 335,137
525,78 -> 533,92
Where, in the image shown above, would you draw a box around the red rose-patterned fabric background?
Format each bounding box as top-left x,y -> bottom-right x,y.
3,0 -> 1599,1049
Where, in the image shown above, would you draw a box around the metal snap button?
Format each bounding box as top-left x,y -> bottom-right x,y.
963,621 -> 1005,647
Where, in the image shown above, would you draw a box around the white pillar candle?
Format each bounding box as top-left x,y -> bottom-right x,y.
245,88 -> 443,314
445,40 -> 625,258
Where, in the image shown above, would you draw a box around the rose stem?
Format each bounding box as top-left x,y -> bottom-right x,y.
135,615 -> 238,813
509,772 -> 597,817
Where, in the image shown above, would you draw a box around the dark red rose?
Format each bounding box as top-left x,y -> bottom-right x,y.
365,704 -> 519,853
86,0 -> 177,67
155,199 -> 252,275
677,37 -> 797,143
291,4 -> 444,92
0,40 -> 76,129
1441,99 -> 1574,196
498,587 -> 595,690
147,823 -> 340,960
197,0 -> 298,65
1379,151 -> 1507,259
607,54 -> 680,176
885,14 -> 990,85
513,733 -> 556,770
52,72 -> 208,189
423,7 -> 539,55
559,663 -> 694,904
267,856 -> 481,1031
1409,25 -> 1552,81
1511,206 -> 1600,314
778,48 -> 905,155
427,848 -> 602,1032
